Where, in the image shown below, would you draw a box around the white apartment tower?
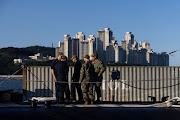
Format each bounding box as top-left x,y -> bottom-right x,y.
106,40 -> 116,62
55,41 -> 64,58
106,40 -> 126,63
123,32 -> 138,64
88,35 -> 96,60
64,34 -> 72,58
97,28 -> 113,62
56,32 -> 96,60
78,32 -> 88,60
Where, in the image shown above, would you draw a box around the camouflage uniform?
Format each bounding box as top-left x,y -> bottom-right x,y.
79,61 -> 95,102
92,59 -> 106,100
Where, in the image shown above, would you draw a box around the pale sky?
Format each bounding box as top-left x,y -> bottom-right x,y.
0,0 -> 180,66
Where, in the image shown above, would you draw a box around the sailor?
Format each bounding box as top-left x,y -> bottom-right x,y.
61,55 -> 70,102
51,52 -> 69,103
71,55 -> 83,102
91,52 -> 106,102
79,55 -> 95,104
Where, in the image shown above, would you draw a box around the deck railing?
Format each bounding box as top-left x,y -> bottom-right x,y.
23,66 -> 180,102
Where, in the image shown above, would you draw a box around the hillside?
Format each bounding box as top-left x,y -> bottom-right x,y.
0,46 -> 55,75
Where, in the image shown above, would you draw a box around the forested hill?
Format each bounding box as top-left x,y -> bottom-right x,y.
25,46 -> 55,57
0,46 -> 55,75
0,46 -> 55,58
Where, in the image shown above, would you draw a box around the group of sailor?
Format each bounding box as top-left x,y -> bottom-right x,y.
51,52 -> 105,104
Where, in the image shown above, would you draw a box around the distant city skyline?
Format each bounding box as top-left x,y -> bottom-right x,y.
0,0 -> 180,66
56,28 -> 169,66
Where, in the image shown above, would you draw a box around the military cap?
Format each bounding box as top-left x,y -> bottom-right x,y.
58,52 -> 64,56
71,55 -> 78,60
84,55 -> 90,59
91,52 -> 98,58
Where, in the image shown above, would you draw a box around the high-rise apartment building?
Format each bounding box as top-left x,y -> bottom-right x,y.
55,28 -> 169,66
64,35 -> 72,58
72,38 -> 79,57
88,35 -> 96,60
55,41 -> 64,58
97,28 -> 113,62
55,32 -> 96,60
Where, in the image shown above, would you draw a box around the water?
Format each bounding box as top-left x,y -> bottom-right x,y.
0,79 -> 23,93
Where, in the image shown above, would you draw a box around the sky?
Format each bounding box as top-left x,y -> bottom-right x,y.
0,0 -> 180,66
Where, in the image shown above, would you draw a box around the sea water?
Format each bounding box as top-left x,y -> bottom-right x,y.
0,79 -> 23,93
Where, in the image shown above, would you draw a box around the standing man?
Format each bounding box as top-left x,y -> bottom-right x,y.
71,55 -> 83,102
91,52 -> 106,102
51,52 -> 69,104
61,55 -> 70,102
79,55 -> 95,105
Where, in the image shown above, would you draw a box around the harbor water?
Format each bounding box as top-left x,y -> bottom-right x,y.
0,79 -> 23,93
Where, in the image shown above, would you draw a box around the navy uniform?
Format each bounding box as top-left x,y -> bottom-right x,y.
61,55 -> 70,101
51,58 -> 69,103
71,55 -> 83,101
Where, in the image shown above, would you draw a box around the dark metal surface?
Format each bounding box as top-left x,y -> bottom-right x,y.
0,107 -> 180,120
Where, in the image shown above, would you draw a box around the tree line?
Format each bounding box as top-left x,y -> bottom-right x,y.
0,46 -> 55,75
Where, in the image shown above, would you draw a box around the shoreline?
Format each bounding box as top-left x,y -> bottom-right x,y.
0,75 -> 23,79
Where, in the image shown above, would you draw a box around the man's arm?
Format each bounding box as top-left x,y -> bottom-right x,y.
72,64 -> 76,80
79,64 -> 84,83
51,60 -> 57,82
98,61 -> 106,77
64,62 -> 69,77
51,69 -> 57,82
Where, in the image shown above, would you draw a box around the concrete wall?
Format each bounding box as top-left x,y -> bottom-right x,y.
23,66 -> 180,102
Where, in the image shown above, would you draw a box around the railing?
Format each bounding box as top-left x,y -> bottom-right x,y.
23,66 -> 180,102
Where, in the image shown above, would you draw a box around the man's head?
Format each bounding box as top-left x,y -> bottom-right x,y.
57,52 -> 63,60
71,55 -> 78,63
84,55 -> 90,63
91,52 -> 98,61
61,55 -> 67,62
